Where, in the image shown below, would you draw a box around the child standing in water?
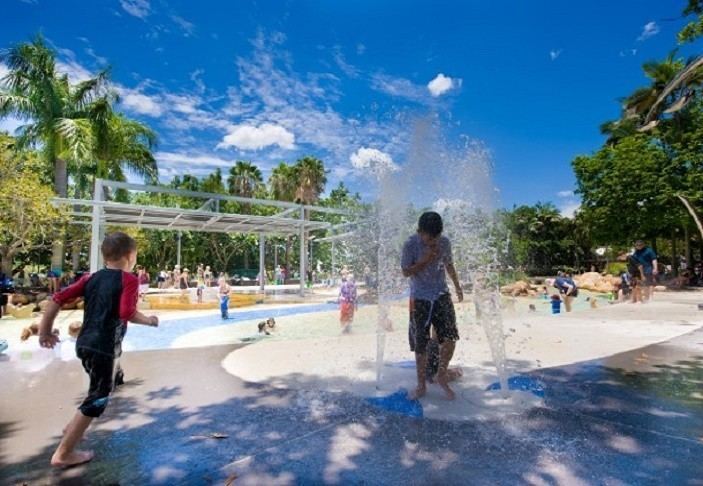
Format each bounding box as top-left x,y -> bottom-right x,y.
401,211 -> 463,401
551,294 -> 562,314
38,232 -> 158,468
218,277 -> 231,319
338,273 -> 357,333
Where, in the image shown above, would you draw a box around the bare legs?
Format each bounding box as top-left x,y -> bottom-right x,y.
51,412 -> 95,468
563,295 -> 573,313
410,340 -> 457,401
436,341 -> 456,400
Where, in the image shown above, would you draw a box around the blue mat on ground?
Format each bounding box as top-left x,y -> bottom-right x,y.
486,375 -> 546,397
385,360 -> 417,369
366,389 -> 423,418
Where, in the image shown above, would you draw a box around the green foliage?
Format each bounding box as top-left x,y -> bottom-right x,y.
500,203 -> 590,275
606,262 -> 627,276
679,0 -> 703,43
0,134 -> 66,272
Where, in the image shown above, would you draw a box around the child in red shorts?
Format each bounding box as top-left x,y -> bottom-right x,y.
338,274 -> 357,333
38,232 -> 159,468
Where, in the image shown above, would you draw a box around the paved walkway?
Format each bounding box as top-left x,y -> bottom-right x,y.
2,326 -> 703,484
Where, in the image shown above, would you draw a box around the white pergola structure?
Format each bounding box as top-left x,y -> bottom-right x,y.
55,179 -> 356,295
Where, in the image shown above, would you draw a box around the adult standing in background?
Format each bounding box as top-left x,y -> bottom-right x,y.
552,271 -> 578,312
632,240 -> 658,301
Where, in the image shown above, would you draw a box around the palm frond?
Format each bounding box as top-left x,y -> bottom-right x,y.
55,117 -> 94,162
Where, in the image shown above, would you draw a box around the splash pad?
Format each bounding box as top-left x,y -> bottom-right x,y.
222,118 -> 541,420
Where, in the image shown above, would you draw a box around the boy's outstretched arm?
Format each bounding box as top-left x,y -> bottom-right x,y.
39,274 -> 90,348
38,300 -> 61,348
129,311 -> 159,327
120,274 -> 158,326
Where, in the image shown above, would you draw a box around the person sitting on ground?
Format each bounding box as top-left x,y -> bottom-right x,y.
552,271 -> 578,312
38,232 -> 158,468
401,211 -> 463,401
618,268 -> 633,302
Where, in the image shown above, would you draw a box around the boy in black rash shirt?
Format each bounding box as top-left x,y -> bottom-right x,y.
38,232 -> 159,468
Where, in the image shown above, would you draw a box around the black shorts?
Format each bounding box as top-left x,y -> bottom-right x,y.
643,273 -> 656,286
409,293 -> 459,354
77,348 -> 116,418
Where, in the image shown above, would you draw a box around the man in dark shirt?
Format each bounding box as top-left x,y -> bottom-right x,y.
633,240 -> 658,301
39,232 -> 159,468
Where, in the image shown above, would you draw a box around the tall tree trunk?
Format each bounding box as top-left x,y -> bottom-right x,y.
671,231 -> 679,277
1,252 -> 12,275
51,158 -> 68,272
684,225 -> 692,270
244,250 -> 249,270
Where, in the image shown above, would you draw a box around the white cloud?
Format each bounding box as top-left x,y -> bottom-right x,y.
559,202 -> 581,218
170,15 -> 195,36
0,63 -> 9,84
333,47 -> 360,78
557,190 -> 574,198
637,21 -> 660,41
371,73 -> 427,101
118,88 -> 164,117
120,0 -> 150,19
0,116 -> 24,135
350,147 -> 398,175
549,49 -> 563,61
55,49 -> 94,83
217,123 -> 295,151
427,73 -> 460,97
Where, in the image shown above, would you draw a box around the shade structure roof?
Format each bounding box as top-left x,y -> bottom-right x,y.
54,179 -> 356,237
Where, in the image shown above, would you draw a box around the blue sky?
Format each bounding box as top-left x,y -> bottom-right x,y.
1,0 -> 700,214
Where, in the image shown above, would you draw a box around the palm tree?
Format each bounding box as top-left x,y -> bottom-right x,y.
269,162 -> 297,202
292,156 -> 327,283
293,156 -> 327,204
227,161 -> 263,200
268,162 -> 299,277
0,36 -> 112,271
227,161 -> 263,269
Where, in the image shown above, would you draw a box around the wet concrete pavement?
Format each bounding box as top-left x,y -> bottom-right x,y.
2,330 -> 703,485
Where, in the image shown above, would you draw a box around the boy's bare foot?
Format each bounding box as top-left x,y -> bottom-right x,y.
51,449 -> 94,468
408,386 -> 426,400
436,373 -> 456,400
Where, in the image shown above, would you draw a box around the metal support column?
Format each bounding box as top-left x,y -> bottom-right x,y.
331,240 -> 336,283
259,233 -> 265,292
299,206 -> 306,296
177,231 -> 182,266
89,179 -> 104,272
